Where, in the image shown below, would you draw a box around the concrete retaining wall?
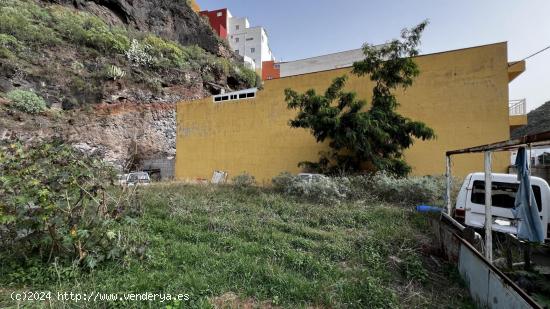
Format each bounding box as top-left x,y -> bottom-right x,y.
431,218 -> 541,308
141,158 -> 175,180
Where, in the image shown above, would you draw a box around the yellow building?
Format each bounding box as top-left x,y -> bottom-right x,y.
176,42 -> 525,184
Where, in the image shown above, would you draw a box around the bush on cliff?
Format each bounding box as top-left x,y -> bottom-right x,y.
0,138 -> 140,269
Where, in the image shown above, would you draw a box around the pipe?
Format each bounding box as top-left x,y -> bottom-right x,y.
484,151 -> 493,262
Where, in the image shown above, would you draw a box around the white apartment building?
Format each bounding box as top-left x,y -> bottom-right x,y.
226,14 -> 275,74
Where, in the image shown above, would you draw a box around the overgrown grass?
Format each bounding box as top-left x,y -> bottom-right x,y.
0,184 -> 473,308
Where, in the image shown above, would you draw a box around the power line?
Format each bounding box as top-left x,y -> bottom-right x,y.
508,44 -> 550,67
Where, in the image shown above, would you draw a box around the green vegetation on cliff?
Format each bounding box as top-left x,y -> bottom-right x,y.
0,0 -> 258,110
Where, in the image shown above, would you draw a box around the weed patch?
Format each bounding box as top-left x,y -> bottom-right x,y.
1,183 -> 474,308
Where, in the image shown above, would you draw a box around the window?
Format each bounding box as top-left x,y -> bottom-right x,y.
235,37 -> 239,43
214,90 -> 256,102
246,37 -> 253,41
216,12 -> 223,17
236,25 -> 240,30
470,180 -> 542,211
250,47 -> 255,53
235,49 -> 239,54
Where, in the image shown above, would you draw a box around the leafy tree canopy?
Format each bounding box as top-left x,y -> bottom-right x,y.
284,21 -> 435,176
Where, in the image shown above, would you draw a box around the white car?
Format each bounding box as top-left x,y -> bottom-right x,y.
126,172 -> 151,186
297,173 -> 326,183
453,172 -> 550,238
116,174 -> 128,186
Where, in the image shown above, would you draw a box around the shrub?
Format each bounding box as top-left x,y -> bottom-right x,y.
232,172 -> 256,188
0,33 -> 22,50
143,35 -> 186,68
49,6 -> 129,53
272,172 -> 446,206
363,172 -> 445,206
0,1 -> 132,52
104,65 -> 126,80
0,138 -> 139,268
0,0 -> 60,46
212,58 -> 231,76
271,173 -> 350,204
0,33 -> 22,58
6,89 -> 47,114
126,39 -> 154,66
272,172 -> 295,193
231,64 -> 258,87
182,44 -> 208,62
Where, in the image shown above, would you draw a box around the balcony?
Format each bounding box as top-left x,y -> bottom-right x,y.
509,99 -> 526,116
509,99 -> 528,130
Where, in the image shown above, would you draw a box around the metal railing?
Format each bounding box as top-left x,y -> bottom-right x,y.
509,99 -> 526,116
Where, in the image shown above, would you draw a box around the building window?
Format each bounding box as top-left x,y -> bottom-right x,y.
235,49 -> 239,54
216,12 -> 222,17
214,90 -> 257,102
235,37 -> 239,43
250,47 -> 255,53
246,37 -> 253,41
236,25 -> 240,30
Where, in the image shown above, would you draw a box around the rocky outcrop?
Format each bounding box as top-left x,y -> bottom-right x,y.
1,0 -> 252,170
44,0 -> 236,58
511,101 -> 550,138
1,102 -> 177,170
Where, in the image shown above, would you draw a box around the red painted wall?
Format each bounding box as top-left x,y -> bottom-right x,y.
199,9 -> 228,39
262,61 -> 280,80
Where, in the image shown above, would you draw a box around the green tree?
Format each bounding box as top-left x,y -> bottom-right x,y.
284,21 -> 435,176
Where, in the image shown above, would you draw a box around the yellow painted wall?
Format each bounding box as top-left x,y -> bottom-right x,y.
176,42 -> 512,184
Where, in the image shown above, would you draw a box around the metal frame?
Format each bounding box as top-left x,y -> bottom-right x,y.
445,130 -> 550,262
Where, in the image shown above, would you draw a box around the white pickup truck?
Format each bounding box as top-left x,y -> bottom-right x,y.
453,172 -> 550,239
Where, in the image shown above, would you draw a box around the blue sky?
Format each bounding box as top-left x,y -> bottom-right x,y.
199,0 -> 550,111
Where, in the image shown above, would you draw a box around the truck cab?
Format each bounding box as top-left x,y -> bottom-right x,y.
454,172 -> 550,239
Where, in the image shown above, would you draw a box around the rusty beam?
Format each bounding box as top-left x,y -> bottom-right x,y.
446,130 -> 550,156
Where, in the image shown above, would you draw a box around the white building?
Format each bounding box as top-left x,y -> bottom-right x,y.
226,13 -> 275,74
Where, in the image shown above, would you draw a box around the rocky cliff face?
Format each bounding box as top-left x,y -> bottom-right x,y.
0,0 -> 256,172
1,102 -> 177,170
